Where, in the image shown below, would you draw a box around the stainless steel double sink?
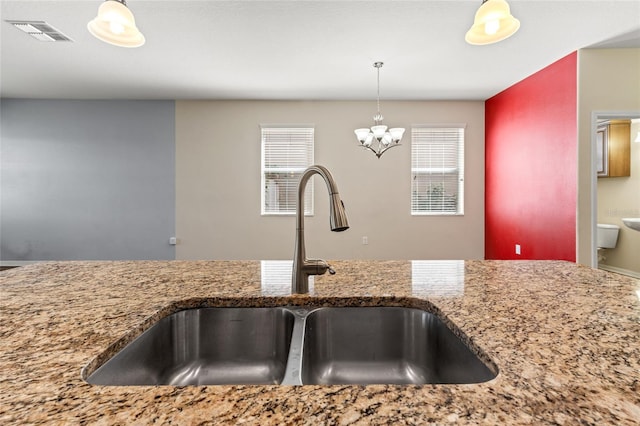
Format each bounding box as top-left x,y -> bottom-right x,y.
85,306 -> 497,386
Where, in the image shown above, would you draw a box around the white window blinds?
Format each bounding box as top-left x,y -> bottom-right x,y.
411,125 -> 465,215
261,126 -> 314,215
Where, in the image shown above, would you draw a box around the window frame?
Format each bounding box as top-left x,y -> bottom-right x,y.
260,125 -> 314,216
410,124 -> 465,216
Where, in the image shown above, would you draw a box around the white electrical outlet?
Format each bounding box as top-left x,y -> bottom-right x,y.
362,236 -> 369,245
169,237 -> 177,245
515,244 -> 521,255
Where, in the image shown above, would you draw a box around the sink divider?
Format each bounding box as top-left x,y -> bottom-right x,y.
281,307 -> 313,386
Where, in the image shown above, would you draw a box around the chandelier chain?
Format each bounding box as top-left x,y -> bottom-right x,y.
374,62 -> 383,123
377,65 -> 380,117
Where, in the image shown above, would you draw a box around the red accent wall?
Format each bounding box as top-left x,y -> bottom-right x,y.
485,52 -> 577,261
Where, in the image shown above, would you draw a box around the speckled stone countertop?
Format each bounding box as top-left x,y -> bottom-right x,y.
1,260 -> 639,425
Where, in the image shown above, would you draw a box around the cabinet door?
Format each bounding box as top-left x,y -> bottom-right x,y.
608,121 -> 631,177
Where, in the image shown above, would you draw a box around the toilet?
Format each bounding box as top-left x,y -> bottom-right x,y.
597,224 -> 620,263
597,224 -> 620,249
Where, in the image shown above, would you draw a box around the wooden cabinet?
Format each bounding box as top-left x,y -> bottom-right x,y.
597,119 -> 631,178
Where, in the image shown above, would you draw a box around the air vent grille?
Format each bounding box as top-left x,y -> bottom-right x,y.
6,20 -> 73,42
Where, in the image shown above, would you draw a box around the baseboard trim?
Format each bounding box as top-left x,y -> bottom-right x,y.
598,264 -> 640,279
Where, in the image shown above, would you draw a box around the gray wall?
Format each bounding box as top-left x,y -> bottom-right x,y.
1,99 -> 175,261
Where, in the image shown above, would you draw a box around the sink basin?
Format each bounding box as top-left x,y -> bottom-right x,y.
85,307 -> 295,385
301,307 -> 496,385
85,305 -> 496,386
622,218 -> 640,231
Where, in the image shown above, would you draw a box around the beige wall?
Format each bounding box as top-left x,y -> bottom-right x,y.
176,100 -> 485,260
577,48 -> 640,266
597,119 -> 640,273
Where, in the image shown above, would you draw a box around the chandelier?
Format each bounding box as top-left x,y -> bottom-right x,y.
354,62 -> 405,159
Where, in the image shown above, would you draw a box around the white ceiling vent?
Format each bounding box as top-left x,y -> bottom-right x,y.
6,21 -> 72,42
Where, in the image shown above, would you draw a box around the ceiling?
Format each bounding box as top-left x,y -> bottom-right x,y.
1,0 -> 639,101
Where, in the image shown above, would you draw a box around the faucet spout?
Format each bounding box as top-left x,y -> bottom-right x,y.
292,165 -> 349,294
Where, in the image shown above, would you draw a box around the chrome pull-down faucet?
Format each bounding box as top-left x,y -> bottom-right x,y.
292,165 -> 349,294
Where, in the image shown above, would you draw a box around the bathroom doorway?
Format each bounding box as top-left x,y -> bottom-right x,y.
591,111 -> 640,278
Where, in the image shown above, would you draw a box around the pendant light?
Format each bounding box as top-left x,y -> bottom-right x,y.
465,0 -> 520,45
354,62 -> 405,159
88,0 -> 145,48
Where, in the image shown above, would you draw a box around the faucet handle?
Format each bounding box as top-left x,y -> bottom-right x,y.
303,259 -> 335,276
322,261 -> 337,275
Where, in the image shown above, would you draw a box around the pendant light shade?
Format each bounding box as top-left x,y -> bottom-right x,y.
88,0 -> 145,48
465,0 -> 520,45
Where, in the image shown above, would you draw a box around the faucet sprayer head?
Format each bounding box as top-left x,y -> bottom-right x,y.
329,193 -> 349,232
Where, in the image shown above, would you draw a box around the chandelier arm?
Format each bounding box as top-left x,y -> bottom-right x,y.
361,144 -> 380,156
377,143 -> 402,157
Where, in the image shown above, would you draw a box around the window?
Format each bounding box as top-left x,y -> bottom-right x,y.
411,125 -> 465,215
261,126 -> 314,215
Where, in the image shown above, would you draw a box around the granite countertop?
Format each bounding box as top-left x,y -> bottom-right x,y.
1,260 -> 639,425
